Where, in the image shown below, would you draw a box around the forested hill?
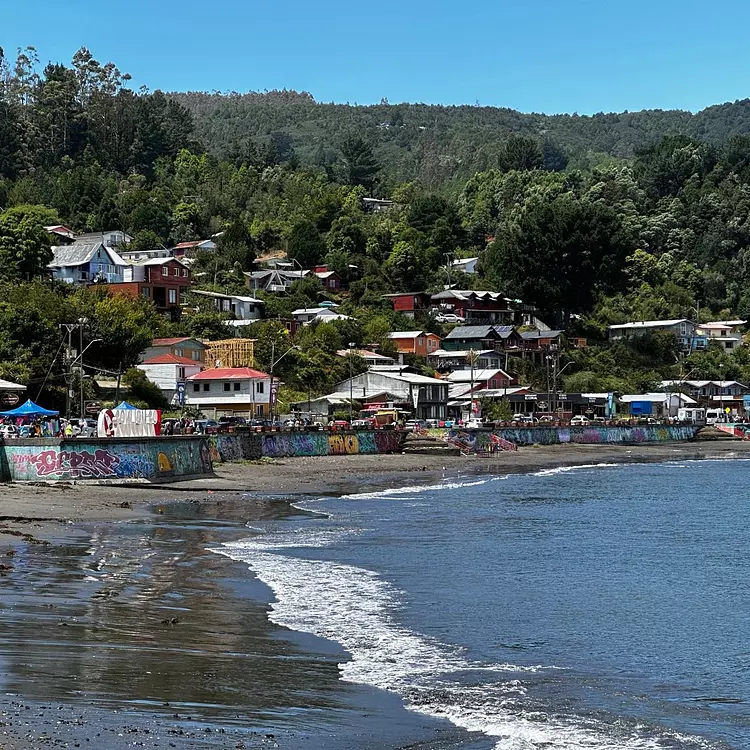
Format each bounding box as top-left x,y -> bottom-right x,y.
172,91 -> 750,187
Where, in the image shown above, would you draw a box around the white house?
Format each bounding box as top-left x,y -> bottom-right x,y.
172,239 -> 218,256
191,290 -> 264,320
76,230 -> 132,248
119,247 -> 171,263
291,307 -> 352,326
696,320 -> 746,351
185,367 -> 272,418
49,242 -> 127,284
137,354 -> 202,405
451,257 -> 479,274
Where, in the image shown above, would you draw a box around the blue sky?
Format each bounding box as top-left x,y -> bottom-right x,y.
2,0 -> 749,114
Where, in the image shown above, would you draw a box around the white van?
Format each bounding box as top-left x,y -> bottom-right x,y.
677,407 -> 705,424
705,408 -> 724,425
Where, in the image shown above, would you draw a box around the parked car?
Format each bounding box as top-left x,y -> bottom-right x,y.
570,415 -> 590,426
425,418 -> 441,428
195,419 -> 220,434
331,419 -> 351,429
404,419 -> 426,431
434,313 -> 466,324
219,416 -> 247,426
351,418 -> 373,428
465,419 -> 485,429
513,414 -> 537,424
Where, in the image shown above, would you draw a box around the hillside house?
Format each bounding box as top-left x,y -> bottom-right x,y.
451,257 -> 479,274
142,337 -> 206,365
428,348 -> 508,373
388,331 -> 441,357
49,242 -> 127,284
76,230 -> 132,248
696,321 -> 746,351
442,325 -> 523,353
608,319 -> 703,351
137,354 -> 202,406
430,290 -> 518,324
185,367 -> 272,418
245,268 -> 307,293
172,239 -> 217,256
383,292 -> 431,319
191,290 -> 264,320
312,266 -> 343,291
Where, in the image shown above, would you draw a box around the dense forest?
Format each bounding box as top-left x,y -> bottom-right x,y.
2,45 -> 750,410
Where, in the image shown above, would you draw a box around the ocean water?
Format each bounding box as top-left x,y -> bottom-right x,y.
215,461 -> 750,749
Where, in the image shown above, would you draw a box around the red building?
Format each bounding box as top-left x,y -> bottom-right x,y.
383,292 -> 431,318
101,258 -> 192,320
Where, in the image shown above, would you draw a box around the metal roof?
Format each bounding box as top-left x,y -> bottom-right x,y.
49,242 -> 126,268
444,325 -> 496,339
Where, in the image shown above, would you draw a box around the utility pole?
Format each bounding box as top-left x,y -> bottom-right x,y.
348,342 -> 355,424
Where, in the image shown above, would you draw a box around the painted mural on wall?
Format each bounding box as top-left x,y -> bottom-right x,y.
5,438 -> 212,481
447,425 -> 700,451
252,430 -> 404,459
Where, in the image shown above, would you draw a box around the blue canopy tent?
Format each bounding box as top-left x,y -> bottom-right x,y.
0,399 -> 59,418
114,401 -> 137,410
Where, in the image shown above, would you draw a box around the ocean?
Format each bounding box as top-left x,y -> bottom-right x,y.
215,460 -> 750,750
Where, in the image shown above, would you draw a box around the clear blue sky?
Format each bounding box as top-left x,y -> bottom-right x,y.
3,0 -> 749,114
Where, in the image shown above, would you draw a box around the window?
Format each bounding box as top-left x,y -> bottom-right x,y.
161,266 -> 169,276
255,405 -> 264,416
191,350 -> 201,361
224,383 -> 231,392
142,287 -> 150,298
81,270 -> 89,280
182,269 -> 188,277
193,383 -> 200,393
175,348 -> 183,357
233,382 -> 241,391
329,279 -> 336,288
168,289 -> 177,304
256,381 -> 264,394
173,268 -> 179,277
178,367 -> 185,380
726,341 -> 734,349
418,337 -> 424,346
203,383 -> 210,392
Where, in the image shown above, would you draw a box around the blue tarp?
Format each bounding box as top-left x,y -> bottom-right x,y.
0,399 -> 59,417
114,401 -> 137,410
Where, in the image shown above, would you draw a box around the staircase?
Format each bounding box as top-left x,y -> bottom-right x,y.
402,431 -> 461,456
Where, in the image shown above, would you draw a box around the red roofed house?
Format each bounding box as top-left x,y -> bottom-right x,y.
142,337 -> 207,365
312,265 -> 343,291
186,367 -> 272,419
137,353 -> 203,406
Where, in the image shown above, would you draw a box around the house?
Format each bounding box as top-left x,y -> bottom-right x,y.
119,247 -> 171,263
451,257 -> 479,274
204,339 -> 256,369
104,258 -> 192,319
383,292 -> 431,319
185,367 -> 272,419
519,329 -> 564,351
430,290 -> 519,325
76,230 -> 133,248
49,242 -> 127,284
446,368 -> 515,391
428,348 -> 508,373
620,392 -> 698,418
44,225 -> 76,244
191,290 -> 264,320
172,239 -> 218,256
442,325 -> 522,353
335,368 -> 449,421
362,197 -> 394,212
608,319 -> 701,351
142,337 -> 206,365
337,349 -> 396,367
245,268 -> 307,293
291,307 -> 352,326
137,354 -> 202,406
387,331 -> 441,357
695,321 -> 746,351
312,266 -> 343,291
660,380 -> 750,411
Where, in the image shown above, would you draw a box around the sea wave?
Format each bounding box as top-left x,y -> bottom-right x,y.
531,463 -> 620,477
340,476 -> 502,500
212,527 -> 710,750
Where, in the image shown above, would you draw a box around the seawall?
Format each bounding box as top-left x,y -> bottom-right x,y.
447,425 -> 700,451
0,437 -> 213,482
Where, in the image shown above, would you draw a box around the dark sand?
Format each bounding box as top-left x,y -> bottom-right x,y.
1,440 -> 748,749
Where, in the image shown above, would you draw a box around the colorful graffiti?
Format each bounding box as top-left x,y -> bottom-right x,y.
328,433 -> 359,455
446,425 -> 700,451
4,437 -> 213,482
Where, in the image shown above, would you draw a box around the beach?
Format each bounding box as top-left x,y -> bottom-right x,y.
1,440 -> 749,750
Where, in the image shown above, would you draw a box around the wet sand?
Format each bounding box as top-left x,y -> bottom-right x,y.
1,440 -> 748,749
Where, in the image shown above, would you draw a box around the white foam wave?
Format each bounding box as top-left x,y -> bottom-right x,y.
532,463 -> 619,477
213,530 -> 707,750
340,477 -> 497,500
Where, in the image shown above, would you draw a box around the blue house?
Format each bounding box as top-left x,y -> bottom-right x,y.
48,242 -> 127,284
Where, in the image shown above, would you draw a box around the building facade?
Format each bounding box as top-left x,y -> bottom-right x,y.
137,354 -> 202,406
185,367 -> 272,418
388,331 -> 441,357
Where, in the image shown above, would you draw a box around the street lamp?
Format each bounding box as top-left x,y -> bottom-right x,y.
553,360 -> 574,420
348,342 -> 356,424
269,341 -> 300,422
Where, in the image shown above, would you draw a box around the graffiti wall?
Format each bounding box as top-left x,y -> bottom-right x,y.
447,425 -> 700,451
3,437 -> 213,482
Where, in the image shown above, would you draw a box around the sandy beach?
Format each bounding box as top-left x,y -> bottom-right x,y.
1,440 -> 748,749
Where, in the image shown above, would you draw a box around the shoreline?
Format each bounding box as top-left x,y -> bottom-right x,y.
1,441 -> 748,749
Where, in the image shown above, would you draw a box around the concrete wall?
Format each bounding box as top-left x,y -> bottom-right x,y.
207,429 -> 404,461
447,425 -> 700,451
1,437 -> 213,481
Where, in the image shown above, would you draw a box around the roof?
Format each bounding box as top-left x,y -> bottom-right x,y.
77,230 -> 132,240
703,320 -> 746,327
661,380 -> 747,389
132,257 -> 190,267
141,354 -> 202,366
150,337 -> 202,347
388,330 -> 438,339
314,270 -> 338,279
336,349 -> 394,361
620,393 -> 697,404
192,290 -> 263,304
0,378 -> 26,390
609,319 -> 691,331
451,257 -> 479,266
188,367 -> 269,381
49,241 -> 126,268
444,325 -> 496,340
429,348 -> 499,358
520,329 -> 563,340
44,224 -> 76,238
173,240 -> 215,249
447,369 -> 511,382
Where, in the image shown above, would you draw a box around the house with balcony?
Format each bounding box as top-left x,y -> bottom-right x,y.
76,230 -> 133,248
428,348 -> 508,374
49,241 -> 127,284
312,265 -> 343,291
430,290 -> 520,325
388,331 -> 441,357
660,379 -> 750,412
102,258 -> 192,320
383,292 -> 431,319
185,367 -> 272,419
442,325 -> 523,353
519,329 -> 564,351
695,321 -> 746,351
